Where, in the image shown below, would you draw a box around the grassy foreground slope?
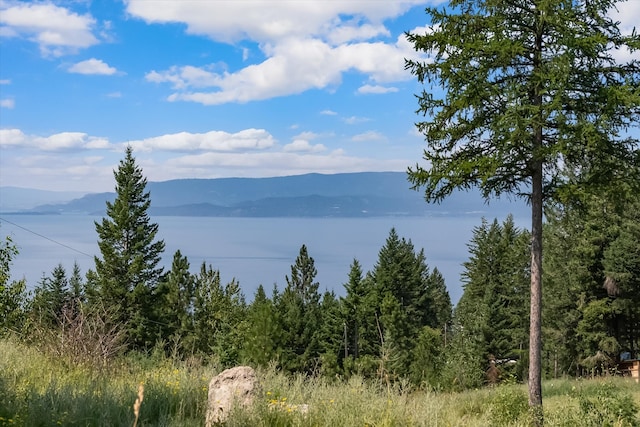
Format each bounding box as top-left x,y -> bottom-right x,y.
1,338 -> 638,426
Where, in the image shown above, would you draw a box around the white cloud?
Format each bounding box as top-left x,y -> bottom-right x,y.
610,2 -> 640,36
106,91 -> 122,98
352,131 -> 387,142
1,127 -> 411,191
0,79 -> 11,85
284,132 -> 327,153
0,26 -> 18,38
126,0 -> 424,44
0,3 -> 99,56
292,131 -> 321,141
159,150 -> 408,182
0,128 -> 26,146
134,1 -> 432,104
343,116 -> 371,125
326,23 -> 390,45
146,65 -> 221,89
150,34 -> 424,104
36,132 -> 110,150
69,58 -> 118,75
0,154 -> 114,192
127,129 -> 276,152
357,84 -> 399,94
1,98 -> 15,109
0,128 -> 109,150
320,109 -> 337,116
607,1 -> 640,63
283,140 -> 327,153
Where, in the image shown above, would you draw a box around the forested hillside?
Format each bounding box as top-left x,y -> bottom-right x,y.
2,148 -> 638,391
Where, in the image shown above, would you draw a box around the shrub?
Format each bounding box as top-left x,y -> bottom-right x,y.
489,385 -> 529,426
577,381 -> 639,427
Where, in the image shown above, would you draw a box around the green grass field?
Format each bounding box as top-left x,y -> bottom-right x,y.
1,338 -> 638,426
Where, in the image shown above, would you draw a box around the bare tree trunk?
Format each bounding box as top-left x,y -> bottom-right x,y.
529,164 -> 544,425
529,6 -> 545,423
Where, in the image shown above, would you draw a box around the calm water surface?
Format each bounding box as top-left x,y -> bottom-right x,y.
2,215 -> 527,303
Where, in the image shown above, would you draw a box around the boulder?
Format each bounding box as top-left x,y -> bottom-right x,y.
206,366 -> 259,426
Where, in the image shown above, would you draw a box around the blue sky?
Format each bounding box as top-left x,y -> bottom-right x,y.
1,0 -> 638,192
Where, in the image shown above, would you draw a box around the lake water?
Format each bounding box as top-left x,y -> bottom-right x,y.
1,214 -> 529,304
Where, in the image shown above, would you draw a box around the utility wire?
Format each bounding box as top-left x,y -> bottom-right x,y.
1,217 -> 175,329
0,216 -> 94,258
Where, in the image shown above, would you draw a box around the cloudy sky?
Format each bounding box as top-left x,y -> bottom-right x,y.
1,0 -> 638,192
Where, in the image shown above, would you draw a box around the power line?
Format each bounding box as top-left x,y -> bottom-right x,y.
0,216 -> 94,258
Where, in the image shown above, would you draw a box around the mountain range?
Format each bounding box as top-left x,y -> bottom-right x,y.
1,172 -> 527,218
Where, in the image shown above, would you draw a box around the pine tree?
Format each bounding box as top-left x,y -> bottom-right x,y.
342,259 -> 367,359
406,0 -> 640,418
279,244 -> 322,373
456,217 -> 530,380
0,230 -> 27,334
341,261 -> 380,377
69,262 -> 85,306
285,244 -> 320,307
317,290 -> 344,376
379,292 -> 414,378
372,229 -> 425,321
241,285 -> 283,367
31,264 -> 71,327
192,262 -> 245,366
368,228 -> 452,380
602,206 -> 640,359
91,146 -> 165,350
156,250 -> 195,354
424,267 -> 452,331
410,325 -> 444,388
544,192 -> 640,375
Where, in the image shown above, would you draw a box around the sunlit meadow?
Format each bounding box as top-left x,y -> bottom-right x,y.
1,338 -> 638,426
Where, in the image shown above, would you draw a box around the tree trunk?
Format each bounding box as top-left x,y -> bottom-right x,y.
529,6 -> 544,423
529,163 -> 544,425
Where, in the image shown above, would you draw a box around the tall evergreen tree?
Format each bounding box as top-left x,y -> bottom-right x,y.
31,264 -> 71,327
342,259 -> 368,360
241,285 -> 283,367
192,262 -> 245,366
372,229 -> 425,320
424,267 -> 452,331
544,192 -> 640,375
0,230 -> 27,334
156,250 -> 195,353
410,325 -> 445,388
456,216 -> 530,379
602,203 -> 640,360
285,244 -> 320,307
91,146 -> 165,350
366,228 -> 452,380
69,262 -> 85,306
379,292 -> 414,378
317,290 -> 344,376
406,0 -> 639,417
279,244 -> 322,373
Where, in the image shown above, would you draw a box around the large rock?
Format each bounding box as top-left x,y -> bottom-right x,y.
206,366 -> 259,426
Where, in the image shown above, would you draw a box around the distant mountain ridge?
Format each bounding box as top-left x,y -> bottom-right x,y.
0,187 -> 85,211
1,172 -> 527,217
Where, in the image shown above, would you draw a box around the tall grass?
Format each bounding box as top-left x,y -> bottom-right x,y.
1,337 -> 638,426
0,337 -> 212,426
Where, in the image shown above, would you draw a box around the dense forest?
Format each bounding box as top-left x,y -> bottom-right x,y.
1,147 -> 638,391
